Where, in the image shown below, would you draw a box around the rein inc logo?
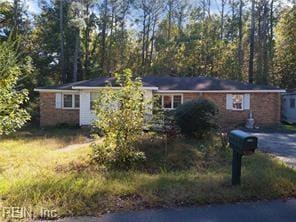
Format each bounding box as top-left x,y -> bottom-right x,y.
1,207 -> 58,220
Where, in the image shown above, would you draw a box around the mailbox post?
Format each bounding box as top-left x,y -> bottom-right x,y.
229,130 -> 258,186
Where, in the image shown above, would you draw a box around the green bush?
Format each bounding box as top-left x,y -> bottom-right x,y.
91,69 -> 149,170
174,98 -> 219,138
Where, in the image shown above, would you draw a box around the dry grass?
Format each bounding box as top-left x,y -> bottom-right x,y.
0,129 -> 295,220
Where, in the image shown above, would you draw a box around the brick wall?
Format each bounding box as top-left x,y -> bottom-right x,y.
184,92 -> 281,127
39,92 -> 79,127
39,91 -> 281,127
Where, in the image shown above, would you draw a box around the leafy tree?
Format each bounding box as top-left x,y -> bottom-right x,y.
0,40 -> 31,135
92,69 -> 150,169
274,7 -> 296,89
2,0 -> 294,94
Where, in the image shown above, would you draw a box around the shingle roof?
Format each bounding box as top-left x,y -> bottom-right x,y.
141,76 -> 281,91
35,76 -> 283,91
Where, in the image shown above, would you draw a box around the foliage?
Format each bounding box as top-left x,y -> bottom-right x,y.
274,6 -> 296,89
1,0 -> 292,88
0,40 -> 31,135
91,69 -> 149,169
174,98 -> 219,138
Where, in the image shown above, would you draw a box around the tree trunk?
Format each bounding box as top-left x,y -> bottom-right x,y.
237,0 -> 243,80
145,14 -> 151,64
248,0 -> 255,84
262,1 -> 269,84
150,15 -> 157,65
142,11 -> 146,66
220,0 -> 225,40
107,7 -> 115,74
73,29 -> 80,82
168,0 -> 172,41
83,3 -> 90,80
59,0 -> 66,83
207,0 -> 211,17
231,0 -> 235,42
269,0 -> 274,82
101,0 -> 108,74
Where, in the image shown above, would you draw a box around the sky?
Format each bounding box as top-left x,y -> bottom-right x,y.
3,0 -> 223,16
26,0 -> 41,14
3,0 -> 294,17
3,0 -> 41,15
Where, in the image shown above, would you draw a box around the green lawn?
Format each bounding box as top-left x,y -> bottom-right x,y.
281,123 -> 296,131
0,128 -> 295,219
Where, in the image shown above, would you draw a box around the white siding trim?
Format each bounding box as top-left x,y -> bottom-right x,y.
80,91 -> 96,125
243,94 -> 251,110
55,93 -> 62,109
226,94 -> 233,110
144,90 -> 153,114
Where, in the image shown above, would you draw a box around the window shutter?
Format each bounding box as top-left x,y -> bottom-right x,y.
55,93 -> 62,109
226,94 -> 233,110
244,94 -> 250,110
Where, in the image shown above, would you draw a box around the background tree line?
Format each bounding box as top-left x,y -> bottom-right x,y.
0,0 -> 295,90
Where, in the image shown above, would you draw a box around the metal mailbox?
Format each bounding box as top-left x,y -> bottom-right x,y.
229,130 -> 258,186
229,130 -> 257,155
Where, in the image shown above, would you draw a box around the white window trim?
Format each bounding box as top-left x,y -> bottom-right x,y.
158,94 -> 183,110
232,94 -> 244,111
62,93 -> 80,109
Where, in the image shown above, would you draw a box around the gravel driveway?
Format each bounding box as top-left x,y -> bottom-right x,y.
246,131 -> 296,168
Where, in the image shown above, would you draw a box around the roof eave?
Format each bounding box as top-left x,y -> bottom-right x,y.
34,88 -> 78,92
34,86 -> 159,91
71,86 -> 159,90
155,89 -> 286,93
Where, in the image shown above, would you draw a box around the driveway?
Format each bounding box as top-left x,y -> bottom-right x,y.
243,130 -> 296,168
56,199 -> 296,222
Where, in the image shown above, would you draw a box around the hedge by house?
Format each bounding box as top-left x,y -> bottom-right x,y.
174,98 -> 219,138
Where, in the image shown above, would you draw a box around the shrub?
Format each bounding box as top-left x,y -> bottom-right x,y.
91,69 -> 149,170
174,98 -> 219,138
0,40 -> 31,135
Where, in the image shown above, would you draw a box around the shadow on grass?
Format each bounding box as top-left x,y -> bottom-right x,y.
0,127 -> 89,148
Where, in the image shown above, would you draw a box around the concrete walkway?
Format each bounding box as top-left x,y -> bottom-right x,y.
56,199 -> 296,222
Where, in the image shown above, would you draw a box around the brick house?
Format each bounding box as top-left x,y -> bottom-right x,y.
34,76 -> 285,127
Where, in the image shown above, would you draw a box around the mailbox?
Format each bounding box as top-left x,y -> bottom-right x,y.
229,130 -> 258,186
229,130 -> 257,155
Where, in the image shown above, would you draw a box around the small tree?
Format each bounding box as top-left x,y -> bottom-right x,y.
92,69 -> 149,169
174,98 -> 219,138
0,40 -> 31,135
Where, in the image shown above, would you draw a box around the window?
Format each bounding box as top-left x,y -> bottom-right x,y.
157,94 -> 183,109
232,94 -> 244,110
74,95 -> 80,108
290,98 -> 295,108
163,95 -> 172,108
173,95 -> 182,108
63,94 -> 73,108
62,94 -> 79,109
90,92 -> 99,110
